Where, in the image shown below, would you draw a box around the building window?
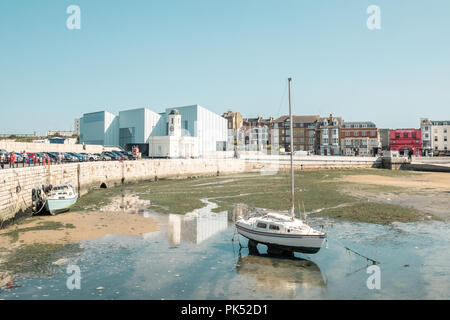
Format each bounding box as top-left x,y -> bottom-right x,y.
435,136 -> 438,142
404,133 -> 408,138
370,131 -> 375,137
345,132 -> 350,137
354,132 -> 359,137
362,131 -> 367,137
119,127 -> 135,147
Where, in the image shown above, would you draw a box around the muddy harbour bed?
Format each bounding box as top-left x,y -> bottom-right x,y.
0,170 -> 449,299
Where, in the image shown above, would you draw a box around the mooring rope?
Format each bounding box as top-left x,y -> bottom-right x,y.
327,236 -> 380,265
33,199 -> 47,215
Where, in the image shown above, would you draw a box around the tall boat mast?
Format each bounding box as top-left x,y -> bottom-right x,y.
288,77 -> 295,219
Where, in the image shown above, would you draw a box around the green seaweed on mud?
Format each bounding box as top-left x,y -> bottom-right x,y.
0,243 -> 83,276
69,169 -> 427,224
315,202 -> 424,225
0,221 -> 76,243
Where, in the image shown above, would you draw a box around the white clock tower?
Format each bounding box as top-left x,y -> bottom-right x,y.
168,109 -> 182,137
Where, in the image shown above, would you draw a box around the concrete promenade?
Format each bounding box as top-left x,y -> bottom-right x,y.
0,140 -> 119,154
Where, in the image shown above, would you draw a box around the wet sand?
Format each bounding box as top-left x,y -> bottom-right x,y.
0,194 -> 158,288
0,210 -> 158,247
340,172 -> 450,191
340,172 -> 450,221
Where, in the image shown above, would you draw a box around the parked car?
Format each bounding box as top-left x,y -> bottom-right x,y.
68,152 -> 84,162
45,152 -> 59,162
110,151 -> 127,160
78,153 -> 90,161
63,153 -> 77,162
87,153 -> 100,161
100,152 -> 112,161
126,151 -> 138,160
14,152 -> 24,163
36,153 -> 47,163
104,152 -> 120,160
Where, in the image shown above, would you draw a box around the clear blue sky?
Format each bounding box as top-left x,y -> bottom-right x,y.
1,0 -> 449,134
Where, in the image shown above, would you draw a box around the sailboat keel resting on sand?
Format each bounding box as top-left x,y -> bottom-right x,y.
235,78 -> 326,254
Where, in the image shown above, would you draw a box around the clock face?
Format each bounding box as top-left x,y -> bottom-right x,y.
169,125 -> 174,132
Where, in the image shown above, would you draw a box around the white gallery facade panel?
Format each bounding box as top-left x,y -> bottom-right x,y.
79,104 -> 228,158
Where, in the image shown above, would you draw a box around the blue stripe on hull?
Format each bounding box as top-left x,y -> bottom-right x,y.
236,224 -> 326,239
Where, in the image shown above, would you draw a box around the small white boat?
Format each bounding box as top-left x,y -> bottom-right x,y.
235,78 -> 326,254
236,212 -> 326,254
45,184 -> 78,215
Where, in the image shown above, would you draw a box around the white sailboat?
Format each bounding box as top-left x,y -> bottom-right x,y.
235,78 -> 326,254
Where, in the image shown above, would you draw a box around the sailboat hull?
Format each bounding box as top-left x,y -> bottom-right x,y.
45,195 -> 78,215
236,223 -> 325,254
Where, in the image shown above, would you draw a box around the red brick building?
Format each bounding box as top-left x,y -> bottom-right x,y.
389,129 -> 422,156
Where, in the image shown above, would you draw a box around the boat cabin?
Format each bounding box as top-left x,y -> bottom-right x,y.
48,184 -> 76,198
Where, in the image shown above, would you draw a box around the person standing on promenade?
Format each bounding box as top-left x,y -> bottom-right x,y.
23,150 -> 27,167
10,151 -> 16,168
0,152 -> 5,169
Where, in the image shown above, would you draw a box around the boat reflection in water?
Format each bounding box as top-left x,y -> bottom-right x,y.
236,246 -> 326,298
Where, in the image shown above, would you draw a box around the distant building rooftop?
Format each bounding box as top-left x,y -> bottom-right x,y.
273,115 -> 320,123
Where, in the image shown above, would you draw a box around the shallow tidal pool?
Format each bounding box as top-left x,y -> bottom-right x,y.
0,208 -> 449,300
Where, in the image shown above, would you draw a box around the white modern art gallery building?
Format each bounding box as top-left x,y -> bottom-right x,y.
79,104 -> 228,158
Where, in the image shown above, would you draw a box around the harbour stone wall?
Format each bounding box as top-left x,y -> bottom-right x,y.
0,157 -> 381,228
